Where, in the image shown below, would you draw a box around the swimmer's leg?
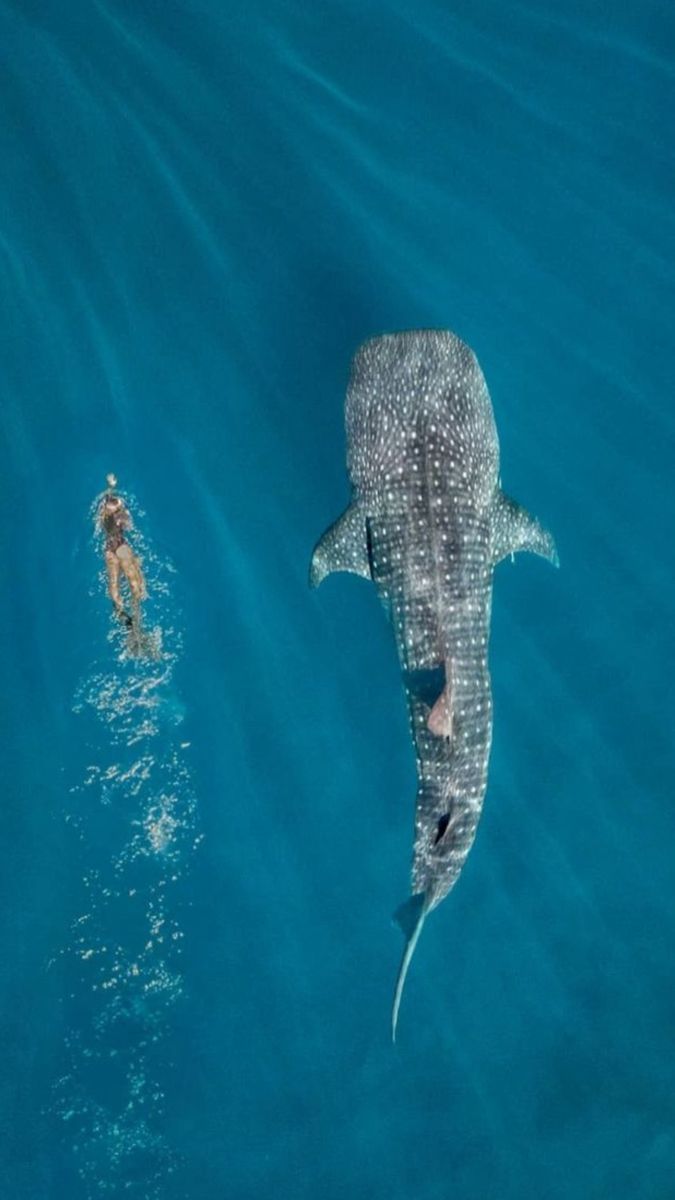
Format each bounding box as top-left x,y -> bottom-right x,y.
105,549 -> 121,607
105,550 -> 125,616
118,547 -> 147,603
106,550 -> 133,626
118,551 -> 157,658
130,564 -> 147,602
134,556 -> 147,602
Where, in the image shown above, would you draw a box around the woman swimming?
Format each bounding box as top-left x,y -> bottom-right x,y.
98,474 -> 147,631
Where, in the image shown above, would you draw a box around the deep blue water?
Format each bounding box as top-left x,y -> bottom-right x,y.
1,1 -> 674,1197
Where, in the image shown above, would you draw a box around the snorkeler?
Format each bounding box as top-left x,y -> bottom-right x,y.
98,474 -> 148,645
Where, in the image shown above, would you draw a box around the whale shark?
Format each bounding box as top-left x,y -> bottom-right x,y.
310,329 -> 558,1040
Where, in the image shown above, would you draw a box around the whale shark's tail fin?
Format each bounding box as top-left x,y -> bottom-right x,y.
392,892 -> 428,1043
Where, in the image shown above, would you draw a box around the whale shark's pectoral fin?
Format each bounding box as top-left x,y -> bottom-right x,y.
309,501 -> 371,588
392,893 -> 428,1043
490,491 -> 559,568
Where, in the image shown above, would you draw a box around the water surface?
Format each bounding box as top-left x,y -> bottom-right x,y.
1,2 -> 674,1197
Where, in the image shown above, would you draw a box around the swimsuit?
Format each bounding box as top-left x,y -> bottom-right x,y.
103,505 -> 128,554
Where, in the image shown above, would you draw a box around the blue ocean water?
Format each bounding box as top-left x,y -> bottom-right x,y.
1,1 -> 674,1197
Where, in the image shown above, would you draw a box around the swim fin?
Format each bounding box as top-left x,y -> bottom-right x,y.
114,604 -> 133,628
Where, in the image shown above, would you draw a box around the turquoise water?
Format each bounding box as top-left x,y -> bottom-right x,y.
1,2 -> 674,1197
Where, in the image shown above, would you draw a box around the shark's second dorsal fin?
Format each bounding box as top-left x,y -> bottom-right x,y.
490,490 -> 559,568
309,501 -> 371,588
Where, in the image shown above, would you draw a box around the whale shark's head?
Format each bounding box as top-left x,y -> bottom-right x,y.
345,329 -> 498,499
347,329 -> 473,419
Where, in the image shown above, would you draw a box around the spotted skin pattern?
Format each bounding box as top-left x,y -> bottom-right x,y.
311,329 -> 557,1035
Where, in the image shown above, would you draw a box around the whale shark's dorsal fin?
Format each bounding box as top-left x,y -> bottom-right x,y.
310,501 -> 371,588
392,892 -> 428,1043
490,491 -> 559,568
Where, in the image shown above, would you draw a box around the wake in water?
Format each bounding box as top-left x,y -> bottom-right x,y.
53,488 -> 201,1199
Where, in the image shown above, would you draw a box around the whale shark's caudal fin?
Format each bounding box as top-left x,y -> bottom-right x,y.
391,892 -> 428,1043
309,501 -> 372,588
490,490 -> 559,568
